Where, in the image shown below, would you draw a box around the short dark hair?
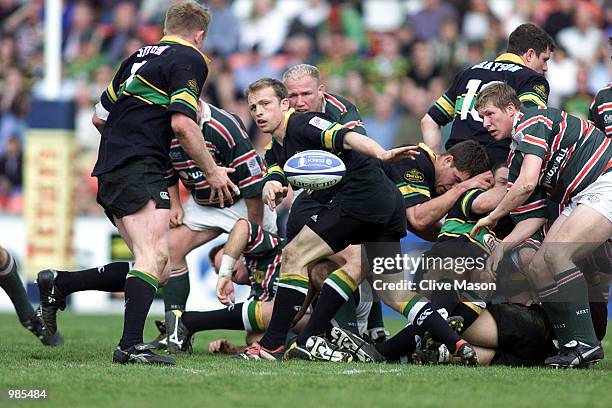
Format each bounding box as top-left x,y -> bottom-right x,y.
245,78 -> 288,100
507,23 -> 555,56
444,140 -> 491,176
208,243 -> 225,273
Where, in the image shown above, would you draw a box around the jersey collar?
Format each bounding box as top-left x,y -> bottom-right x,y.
495,53 -> 525,66
418,142 -> 437,164
159,35 -> 211,64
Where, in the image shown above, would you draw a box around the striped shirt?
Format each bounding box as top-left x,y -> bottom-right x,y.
589,83 -> 612,137
243,221 -> 284,301
166,104 -> 265,207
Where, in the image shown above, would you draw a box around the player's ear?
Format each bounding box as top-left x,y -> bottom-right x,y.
195,30 -> 205,47
280,97 -> 290,111
318,83 -> 325,95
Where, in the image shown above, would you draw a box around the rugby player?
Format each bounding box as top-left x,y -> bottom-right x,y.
421,23 -> 554,164
588,38 -> 612,137
471,82 -> 612,367
282,64 -> 388,343
240,78 -> 478,364
38,1 -> 236,365
0,245 -> 62,346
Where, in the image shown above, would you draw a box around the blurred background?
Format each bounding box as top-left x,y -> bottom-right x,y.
0,0 -> 610,312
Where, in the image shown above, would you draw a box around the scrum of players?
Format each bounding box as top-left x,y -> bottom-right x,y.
4,21 -> 610,369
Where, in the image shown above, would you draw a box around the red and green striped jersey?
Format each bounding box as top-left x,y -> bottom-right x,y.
93,36 -> 208,175
243,221 -> 284,301
589,83 -> 612,137
166,104 -> 265,207
322,93 -> 367,136
428,53 -> 549,153
508,106 -> 612,205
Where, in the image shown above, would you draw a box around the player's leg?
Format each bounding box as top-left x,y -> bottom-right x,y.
113,200 -> 175,364
0,246 -> 62,346
538,204 -> 611,367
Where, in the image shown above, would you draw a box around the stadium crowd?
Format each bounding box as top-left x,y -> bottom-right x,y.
0,0 -> 610,214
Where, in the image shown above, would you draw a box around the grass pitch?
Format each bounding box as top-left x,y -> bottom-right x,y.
1,313 -> 611,408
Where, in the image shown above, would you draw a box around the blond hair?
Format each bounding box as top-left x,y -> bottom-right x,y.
282,64 -> 321,84
164,0 -> 211,37
474,82 -> 521,112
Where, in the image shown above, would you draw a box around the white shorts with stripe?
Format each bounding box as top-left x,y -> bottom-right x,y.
182,195 -> 278,234
562,171 -> 612,236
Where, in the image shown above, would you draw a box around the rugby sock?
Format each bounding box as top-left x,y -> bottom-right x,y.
163,267 -> 190,312
259,273 -> 308,350
332,296 -> 359,335
375,324 -> 425,361
366,300 -> 386,335
555,267 -> 599,346
54,262 -> 130,295
119,270 -> 158,349
400,294 -> 463,354
182,301 -> 262,333
429,279 -> 459,312
537,283 -> 570,345
0,249 -> 36,323
296,269 -> 358,346
451,291 -> 486,331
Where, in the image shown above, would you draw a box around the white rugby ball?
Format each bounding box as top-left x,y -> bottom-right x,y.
283,150 -> 346,190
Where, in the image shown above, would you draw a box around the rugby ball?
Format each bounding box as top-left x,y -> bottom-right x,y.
283,150 -> 346,190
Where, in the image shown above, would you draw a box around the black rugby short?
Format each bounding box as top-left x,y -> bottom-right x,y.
488,303 -> 557,367
96,156 -> 170,223
286,191 -> 328,242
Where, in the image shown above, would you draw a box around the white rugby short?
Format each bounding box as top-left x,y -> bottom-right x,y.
182,195 -> 278,234
562,171 -> 612,230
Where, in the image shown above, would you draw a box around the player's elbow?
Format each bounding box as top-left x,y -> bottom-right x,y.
92,114 -> 105,131
171,113 -> 193,138
420,114 -> 437,131
406,209 -> 429,232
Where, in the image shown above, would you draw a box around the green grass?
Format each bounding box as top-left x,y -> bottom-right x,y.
1,313 -> 611,408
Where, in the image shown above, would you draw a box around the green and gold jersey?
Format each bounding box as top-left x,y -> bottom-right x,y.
589,82 -> 612,137
243,221 -> 284,301
322,93 -> 367,136
428,53 -> 549,153
508,106 -> 612,205
93,36 -> 208,175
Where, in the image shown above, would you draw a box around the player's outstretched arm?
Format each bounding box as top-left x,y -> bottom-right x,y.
216,219 -> 252,305
171,113 -> 238,208
262,181 -> 288,211
471,155 -> 541,238
342,131 -> 420,161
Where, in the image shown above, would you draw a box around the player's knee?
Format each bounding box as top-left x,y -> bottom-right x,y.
542,246 -> 567,270
281,242 -> 305,271
528,256 -> 547,280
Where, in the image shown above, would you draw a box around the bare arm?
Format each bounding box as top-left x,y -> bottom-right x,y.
471,185 -> 507,215
420,113 -> 442,155
245,195 -> 264,225
171,113 -> 237,207
92,114 -> 106,134
342,131 -> 419,161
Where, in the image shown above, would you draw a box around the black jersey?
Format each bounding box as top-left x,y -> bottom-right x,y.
428,53 -> 549,154
264,109 -> 400,224
93,36 -> 208,176
381,143 -> 437,209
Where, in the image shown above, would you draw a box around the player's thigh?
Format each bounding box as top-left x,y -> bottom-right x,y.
282,225 -> 335,270
168,225 -> 221,263
113,217 -> 134,253
326,244 -> 363,282
462,309 -> 498,348
120,200 -> 169,256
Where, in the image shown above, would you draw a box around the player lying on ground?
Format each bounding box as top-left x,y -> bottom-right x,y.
0,245 -> 62,346
471,82 -> 612,368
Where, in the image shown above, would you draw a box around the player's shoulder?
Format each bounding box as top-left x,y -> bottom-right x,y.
158,36 -> 209,66
594,83 -> 612,99
323,93 -> 357,115
289,110 -> 335,131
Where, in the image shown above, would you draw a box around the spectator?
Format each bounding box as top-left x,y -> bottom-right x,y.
405,40 -> 444,96
545,46 -> 577,108
561,65 -> 594,119
544,0 -> 575,40
287,0 -> 330,47
0,135 -> 22,191
0,68 -> 29,153
63,2 -> 97,64
557,3 -> 602,64
363,92 -> 404,149
409,0 -> 457,41
205,0 -> 240,56
461,0 -> 492,43
239,0 -> 289,57
99,1 -> 138,64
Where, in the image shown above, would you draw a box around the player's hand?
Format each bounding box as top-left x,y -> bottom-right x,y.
470,214 -> 498,238
262,181 -> 288,210
380,145 -> 420,162
216,276 -> 235,305
169,206 -> 184,228
208,338 -> 239,354
208,165 -> 238,208
461,171 -> 494,191
485,243 -> 506,279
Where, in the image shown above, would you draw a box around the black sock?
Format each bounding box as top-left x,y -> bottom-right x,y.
119,272 -> 157,349
0,250 -> 35,323
332,296 -> 359,335
375,324 -> 425,361
367,300 -> 385,332
163,268 -> 190,312
182,303 -> 246,333
296,269 -> 357,346
401,295 -> 462,353
55,262 -> 130,295
429,279 -> 459,313
259,274 -> 307,350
